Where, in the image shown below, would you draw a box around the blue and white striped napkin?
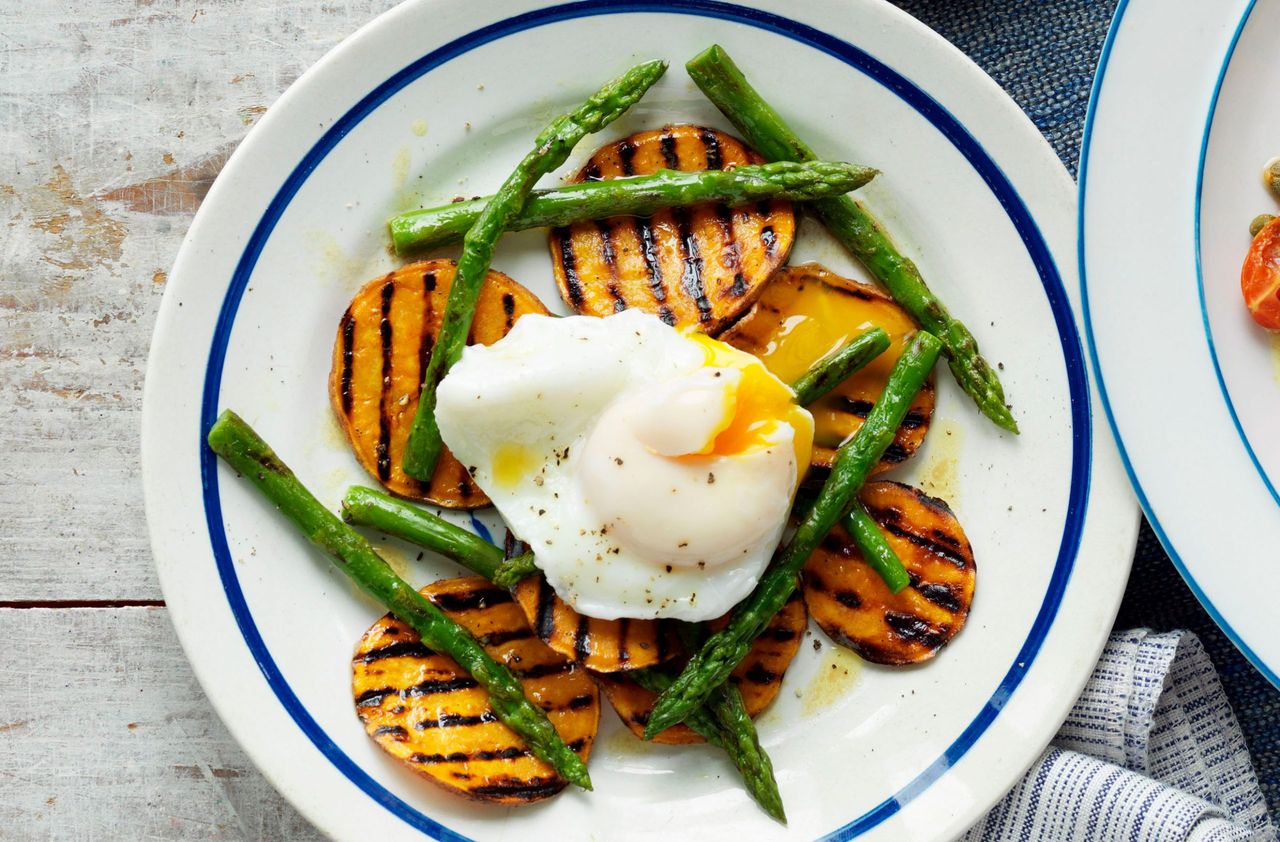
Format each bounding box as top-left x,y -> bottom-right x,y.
965,630 -> 1277,841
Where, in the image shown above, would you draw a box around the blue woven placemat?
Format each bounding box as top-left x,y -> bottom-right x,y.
889,0 -> 1280,821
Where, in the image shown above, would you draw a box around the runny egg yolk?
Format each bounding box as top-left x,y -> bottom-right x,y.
682,332 -> 812,480
741,280 -> 916,449
576,328 -> 812,573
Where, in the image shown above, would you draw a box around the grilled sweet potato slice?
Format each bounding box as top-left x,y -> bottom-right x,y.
802,481 -> 974,665
597,592 -> 807,743
351,576 -> 599,804
329,259 -> 549,508
549,125 -> 795,334
722,263 -> 934,474
511,575 -> 680,673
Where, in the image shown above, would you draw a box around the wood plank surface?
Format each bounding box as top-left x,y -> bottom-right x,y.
0,607 -> 324,839
0,3 -> 395,834
0,0 -> 398,601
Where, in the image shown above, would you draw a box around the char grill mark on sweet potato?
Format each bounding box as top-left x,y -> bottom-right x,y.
549,125 -> 795,333
557,227 -> 585,308
376,279 -> 395,482
339,311 -> 355,416
354,640 -> 435,664
511,575 -> 679,673
598,592 -> 807,744
801,481 -> 975,666
327,259 -> 549,508
719,590 -> 806,713
351,576 -> 599,805
415,712 -> 498,730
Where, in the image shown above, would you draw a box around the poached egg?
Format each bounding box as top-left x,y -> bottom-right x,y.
435,309 -> 813,621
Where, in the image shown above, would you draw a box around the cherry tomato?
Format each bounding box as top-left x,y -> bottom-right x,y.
1242,216 -> 1280,329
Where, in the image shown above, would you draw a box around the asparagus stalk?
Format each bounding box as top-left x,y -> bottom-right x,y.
644,331 -> 943,737
341,486 -> 540,587
677,622 -> 786,821
207,411 -> 591,790
492,553 -> 540,588
686,45 -> 1016,434
840,500 -> 910,593
631,667 -> 785,823
403,59 -> 668,482
789,327 -> 889,406
389,160 -> 878,255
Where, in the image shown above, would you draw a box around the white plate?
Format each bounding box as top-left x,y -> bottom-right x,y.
142,1 -> 1137,839
1081,0 -> 1280,688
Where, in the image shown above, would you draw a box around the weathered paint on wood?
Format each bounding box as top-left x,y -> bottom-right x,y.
0,607 -> 324,839
0,0 -> 399,601
0,3 -> 406,836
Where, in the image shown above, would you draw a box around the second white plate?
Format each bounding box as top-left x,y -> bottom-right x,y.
1081,0 -> 1280,688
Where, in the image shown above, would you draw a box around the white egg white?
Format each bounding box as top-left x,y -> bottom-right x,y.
435,309 -> 807,622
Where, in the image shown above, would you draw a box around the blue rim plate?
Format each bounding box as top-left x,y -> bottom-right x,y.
1080,0 -> 1280,689
143,1 -> 1137,839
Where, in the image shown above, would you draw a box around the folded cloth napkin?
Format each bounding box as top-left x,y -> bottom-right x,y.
964,630 -> 1277,842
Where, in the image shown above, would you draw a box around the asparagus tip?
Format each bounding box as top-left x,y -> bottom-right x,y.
995,410 -> 1020,435
569,767 -> 594,791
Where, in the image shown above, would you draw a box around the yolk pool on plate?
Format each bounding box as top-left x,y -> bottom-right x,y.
746,279 -> 916,449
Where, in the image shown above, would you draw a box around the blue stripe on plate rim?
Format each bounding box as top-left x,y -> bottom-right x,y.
198,1 -> 1091,838
1078,0 -> 1280,690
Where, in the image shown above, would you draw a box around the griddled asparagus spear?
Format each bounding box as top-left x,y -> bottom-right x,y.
789,327 -> 890,406
644,331 -> 943,737
403,59 -> 668,481
340,485 -> 538,584
491,553 -> 540,588
207,411 -> 591,790
389,160 -> 878,254
631,667 -> 785,822
840,500 -> 910,593
686,45 -> 1016,434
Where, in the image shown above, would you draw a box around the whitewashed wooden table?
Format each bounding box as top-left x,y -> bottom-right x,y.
0,2 -> 403,836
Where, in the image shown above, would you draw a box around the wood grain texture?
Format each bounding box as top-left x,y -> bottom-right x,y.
0,0 -> 398,601
0,3 -> 397,835
0,607 -> 323,839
